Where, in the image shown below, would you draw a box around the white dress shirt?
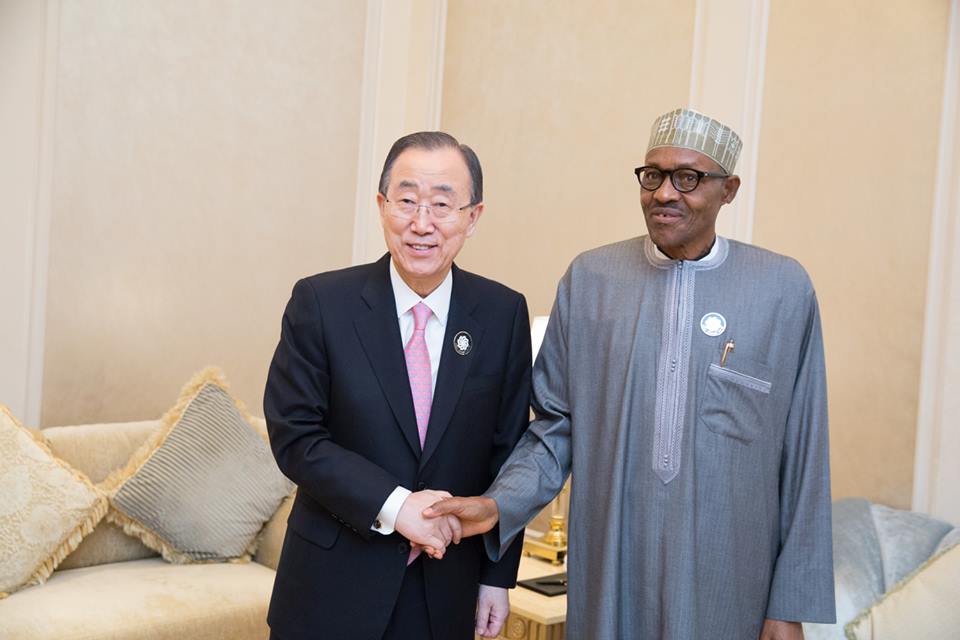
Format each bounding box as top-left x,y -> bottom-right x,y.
371,260 -> 452,535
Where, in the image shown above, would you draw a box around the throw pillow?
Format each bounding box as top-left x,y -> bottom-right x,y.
845,540 -> 960,640
0,406 -> 107,597
102,367 -> 293,563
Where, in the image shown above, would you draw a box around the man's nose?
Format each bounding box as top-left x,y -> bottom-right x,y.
409,206 -> 435,233
653,177 -> 681,202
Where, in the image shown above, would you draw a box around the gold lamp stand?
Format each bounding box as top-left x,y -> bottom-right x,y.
522,485 -> 568,566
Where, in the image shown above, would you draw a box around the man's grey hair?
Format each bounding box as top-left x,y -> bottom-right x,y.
378,131 -> 483,205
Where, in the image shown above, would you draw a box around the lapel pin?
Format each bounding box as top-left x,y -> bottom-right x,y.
453,331 -> 472,356
700,312 -> 726,337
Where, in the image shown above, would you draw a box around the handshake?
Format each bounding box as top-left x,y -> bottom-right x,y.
394,489 -> 500,559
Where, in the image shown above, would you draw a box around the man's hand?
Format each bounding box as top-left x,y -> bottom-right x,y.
423,496 -> 500,538
475,585 -> 509,638
395,490 -> 462,558
759,619 -> 803,640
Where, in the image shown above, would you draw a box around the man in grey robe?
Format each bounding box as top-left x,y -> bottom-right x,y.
426,108 -> 836,639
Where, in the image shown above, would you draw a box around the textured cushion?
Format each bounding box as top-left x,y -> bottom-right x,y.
44,421 -> 160,570
0,406 -> 107,597
103,368 -> 293,563
804,498 -> 957,640
870,502 -> 953,590
846,541 -> 960,640
0,557 -> 275,640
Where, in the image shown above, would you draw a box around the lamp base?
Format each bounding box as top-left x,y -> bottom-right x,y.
523,538 -> 567,566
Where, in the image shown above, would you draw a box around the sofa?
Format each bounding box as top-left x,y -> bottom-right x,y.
804,497 -> 959,640
0,417 -> 293,640
4,417 -> 957,640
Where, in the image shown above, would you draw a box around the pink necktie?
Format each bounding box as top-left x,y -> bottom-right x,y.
405,302 -> 433,449
404,302 -> 432,565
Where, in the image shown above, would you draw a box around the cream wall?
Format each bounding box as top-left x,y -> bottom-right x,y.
442,0 -> 696,316
38,1 -> 366,425
4,0 -> 957,516
753,0 -> 950,508
442,0 -> 953,510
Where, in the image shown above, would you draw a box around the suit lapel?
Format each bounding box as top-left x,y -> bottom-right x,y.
353,255 -> 422,458
420,265 -> 484,470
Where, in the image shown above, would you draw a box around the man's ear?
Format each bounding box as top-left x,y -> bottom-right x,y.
376,192 -> 388,226
721,176 -> 741,204
465,203 -> 484,237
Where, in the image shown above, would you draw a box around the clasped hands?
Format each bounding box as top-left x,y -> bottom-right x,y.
394,491 -> 499,560
395,492 -> 508,638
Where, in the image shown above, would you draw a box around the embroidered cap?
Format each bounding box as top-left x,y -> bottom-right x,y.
647,108 -> 742,174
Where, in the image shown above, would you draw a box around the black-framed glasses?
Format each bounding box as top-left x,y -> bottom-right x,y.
634,166 -> 728,193
383,197 -> 476,223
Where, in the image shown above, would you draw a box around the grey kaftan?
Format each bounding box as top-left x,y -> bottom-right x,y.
487,236 -> 835,639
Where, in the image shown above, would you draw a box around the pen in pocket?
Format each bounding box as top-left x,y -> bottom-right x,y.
720,339 -> 735,367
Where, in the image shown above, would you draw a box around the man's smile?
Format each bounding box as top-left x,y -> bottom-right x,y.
648,207 -> 685,222
406,241 -> 437,253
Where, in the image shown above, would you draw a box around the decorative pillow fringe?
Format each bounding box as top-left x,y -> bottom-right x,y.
0,404 -> 108,596
101,366 -> 262,493
24,497 -> 108,590
105,508 -> 254,565
844,539 -> 960,640
100,366 -> 276,564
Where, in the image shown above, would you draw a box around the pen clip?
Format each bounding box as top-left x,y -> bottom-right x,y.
720,339 -> 735,367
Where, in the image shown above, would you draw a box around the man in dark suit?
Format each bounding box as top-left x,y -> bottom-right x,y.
264,131 -> 531,640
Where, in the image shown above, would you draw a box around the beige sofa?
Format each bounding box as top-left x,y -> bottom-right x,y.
0,418 -> 292,640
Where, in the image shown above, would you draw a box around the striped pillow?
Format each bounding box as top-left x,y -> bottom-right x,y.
103,368 -> 293,563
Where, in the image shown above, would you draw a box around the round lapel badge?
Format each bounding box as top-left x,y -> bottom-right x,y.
453,331 -> 472,356
700,312 -> 727,337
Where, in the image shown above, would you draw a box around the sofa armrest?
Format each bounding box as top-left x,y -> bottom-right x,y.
255,492 -> 294,570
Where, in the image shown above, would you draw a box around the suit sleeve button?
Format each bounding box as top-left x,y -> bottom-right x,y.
417,482 -> 426,490
398,542 -> 409,554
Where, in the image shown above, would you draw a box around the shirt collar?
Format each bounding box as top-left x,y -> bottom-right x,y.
652,238 -> 720,262
644,235 -> 729,271
389,259 -> 452,326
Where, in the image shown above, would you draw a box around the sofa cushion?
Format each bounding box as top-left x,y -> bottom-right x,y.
44,421 -> 160,569
104,367 -> 293,563
0,406 -> 107,597
846,541 -> 960,640
0,558 -> 274,640
804,498 -> 957,640
43,420 -> 158,484
870,502 -> 954,591
254,493 -> 295,570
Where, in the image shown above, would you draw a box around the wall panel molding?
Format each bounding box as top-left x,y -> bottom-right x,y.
0,0 -> 58,425
26,0 -> 58,427
688,0 -> 769,243
913,0 -> 960,523
352,0 -> 447,265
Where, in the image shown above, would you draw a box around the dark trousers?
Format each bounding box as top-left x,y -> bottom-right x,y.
382,556 -> 433,640
269,556 -> 434,640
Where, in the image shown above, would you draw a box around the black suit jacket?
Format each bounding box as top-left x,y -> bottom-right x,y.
264,255 -> 530,640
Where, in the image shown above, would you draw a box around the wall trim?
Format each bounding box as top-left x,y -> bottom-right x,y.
351,0 -> 385,267
688,0 -> 770,243
351,0 -> 448,266
426,0 -> 447,129
25,0 -> 60,426
912,0 -> 960,520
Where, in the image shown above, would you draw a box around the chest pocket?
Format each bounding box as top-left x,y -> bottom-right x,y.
698,358 -> 773,444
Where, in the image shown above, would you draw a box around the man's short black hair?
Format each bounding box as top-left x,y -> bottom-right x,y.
378,131 -> 483,205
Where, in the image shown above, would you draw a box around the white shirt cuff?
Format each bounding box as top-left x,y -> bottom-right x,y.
371,486 -> 412,535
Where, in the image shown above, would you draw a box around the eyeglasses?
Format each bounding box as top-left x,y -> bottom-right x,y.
383,197 -> 476,223
634,166 -> 728,193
